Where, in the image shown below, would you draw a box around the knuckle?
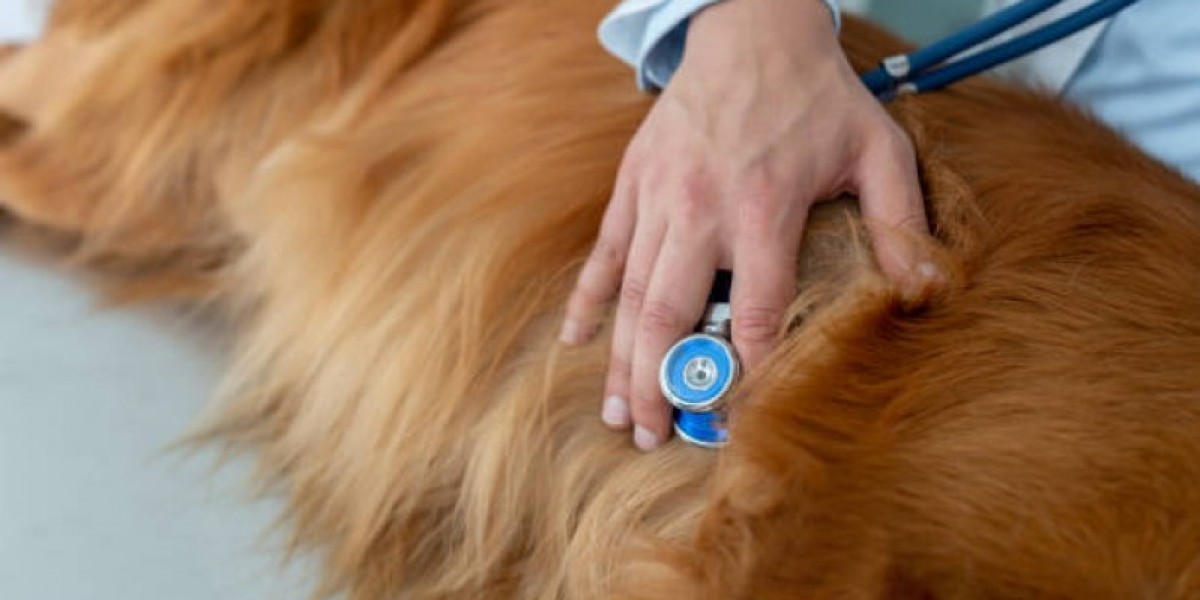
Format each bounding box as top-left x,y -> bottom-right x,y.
608,355 -> 633,379
879,126 -> 917,162
619,276 -> 649,308
572,278 -> 610,309
895,210 -> 928,232
632,398 -> 668,426
572,252 -> 622,307
733,305 -> 784,345
588,236 -> 625,274
639,299 -> 688,336
677,169 -> 713,203
674,188 -> 715,229
737,179 -> 783,233
629,381 -> 667,411
647,168 -> 717,227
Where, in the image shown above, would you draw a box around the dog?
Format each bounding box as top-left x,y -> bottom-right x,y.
1,0 -> 1198,598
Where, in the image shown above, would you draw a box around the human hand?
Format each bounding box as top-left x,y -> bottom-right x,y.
561,0 -> 936,451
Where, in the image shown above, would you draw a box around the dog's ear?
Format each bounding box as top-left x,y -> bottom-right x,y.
0,111 -> 29,146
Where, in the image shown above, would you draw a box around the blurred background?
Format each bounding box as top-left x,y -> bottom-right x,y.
0,0 -> 991,43
0,0 -> 43,41
0,1 -> 988,599
863,0 -> 988,44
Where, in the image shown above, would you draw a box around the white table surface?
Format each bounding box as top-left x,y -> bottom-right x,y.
2,4 -> 315,598
0,0 -> 316,595
0,0 -> 43,43
0,242 -> 318,600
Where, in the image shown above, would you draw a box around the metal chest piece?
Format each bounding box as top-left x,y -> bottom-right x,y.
660,271 -> 739,449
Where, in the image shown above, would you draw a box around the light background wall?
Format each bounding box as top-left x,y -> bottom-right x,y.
0,0 -> 45,41
867,0 -> 989,43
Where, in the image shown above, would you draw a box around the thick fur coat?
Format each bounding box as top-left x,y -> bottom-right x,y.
0,1 -> 1198,598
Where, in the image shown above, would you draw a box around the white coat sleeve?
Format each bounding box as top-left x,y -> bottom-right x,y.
597,0 -> 841,90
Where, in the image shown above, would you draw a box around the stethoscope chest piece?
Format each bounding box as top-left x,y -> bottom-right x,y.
674,410 -> 730,449
660,333 -> 738,413
661,270 -> 739,450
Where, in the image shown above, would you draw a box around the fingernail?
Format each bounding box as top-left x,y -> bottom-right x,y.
601,395 -> 630,428
559,319 -> 587,345
633,425 -> 660,452
916,261 -> 947,292
902,261 -> 945,306
917,261 -> 941,282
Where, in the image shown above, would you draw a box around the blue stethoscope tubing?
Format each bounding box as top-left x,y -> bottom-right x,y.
862,0 -> 1144,101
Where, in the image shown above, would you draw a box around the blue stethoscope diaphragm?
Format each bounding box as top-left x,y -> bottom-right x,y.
674,410 -> 729,449
660,333 -> 738,413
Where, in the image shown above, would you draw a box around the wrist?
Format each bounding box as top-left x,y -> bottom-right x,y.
690,0 -> 838,41
682,0 -> 844,81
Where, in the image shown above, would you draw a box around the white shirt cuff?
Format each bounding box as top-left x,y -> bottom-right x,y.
598,0 -> 841,90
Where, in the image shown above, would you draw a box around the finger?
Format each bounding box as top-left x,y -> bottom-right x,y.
561,175 -> 637,346
856,130 -> 939,296
731,204 -> 802,371
628,227 -> 717,451
601,219 -> 665,431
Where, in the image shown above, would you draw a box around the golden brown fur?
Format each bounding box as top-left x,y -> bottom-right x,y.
1,1 -> 1198,598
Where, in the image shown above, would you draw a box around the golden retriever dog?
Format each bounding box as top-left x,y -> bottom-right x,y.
1,1 -> 1199,598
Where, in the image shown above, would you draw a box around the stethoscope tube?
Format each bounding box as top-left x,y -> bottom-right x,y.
861,0 -> 1064,96
862,0 -> 1145,100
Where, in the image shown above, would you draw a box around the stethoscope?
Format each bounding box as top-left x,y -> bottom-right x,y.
862,0 -> 1144,101
660,270 -> 736,449
661,0 -> 1145,449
